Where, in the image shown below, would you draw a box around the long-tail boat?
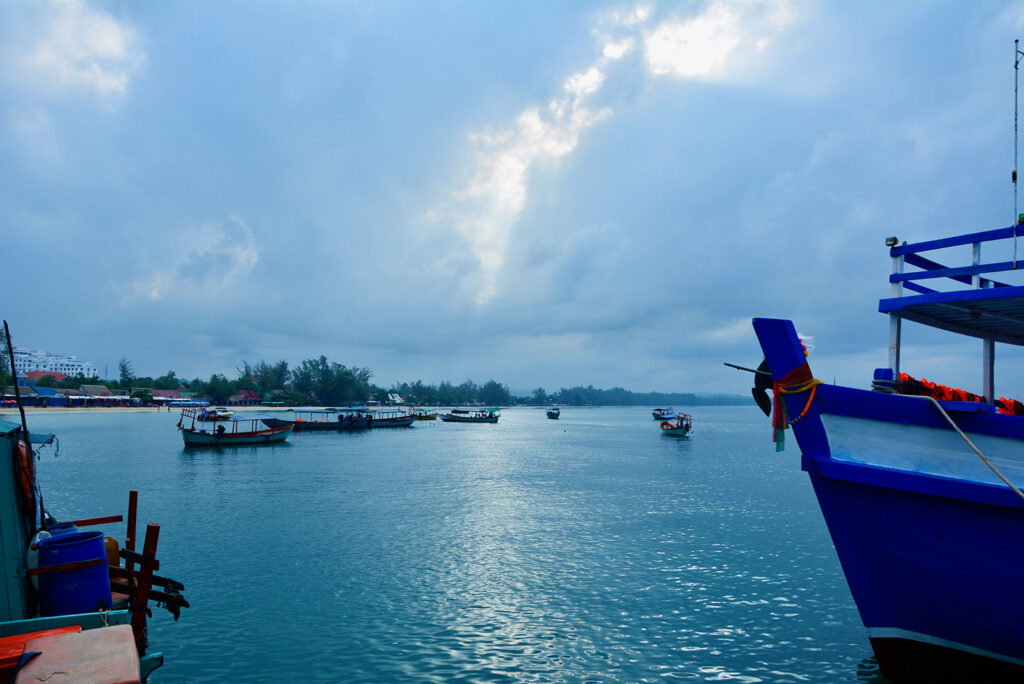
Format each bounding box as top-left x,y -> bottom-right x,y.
177,407 -> 292,446
439,408 -> 500,423
261,408 -> 370,432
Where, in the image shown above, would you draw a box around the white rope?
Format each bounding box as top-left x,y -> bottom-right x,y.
918,396 -> 1024,502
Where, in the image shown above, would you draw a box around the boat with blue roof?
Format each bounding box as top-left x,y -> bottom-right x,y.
750,222 -> 1024,681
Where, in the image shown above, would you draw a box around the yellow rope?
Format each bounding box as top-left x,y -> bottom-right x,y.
777,377 -> 823,423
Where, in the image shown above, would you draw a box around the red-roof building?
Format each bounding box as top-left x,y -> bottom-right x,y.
24,371 -> 68,382
228,389 -> 261,406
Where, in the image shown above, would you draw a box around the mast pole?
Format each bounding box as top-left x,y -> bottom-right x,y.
1015,40 -> 1022,265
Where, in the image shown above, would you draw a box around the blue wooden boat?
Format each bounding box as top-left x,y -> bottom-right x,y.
751,223 -> 1024,681
651,407 -> 673,420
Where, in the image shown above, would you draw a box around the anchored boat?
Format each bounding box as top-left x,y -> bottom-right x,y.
658,412 -> 692,436
651,407 -> 673,420
177,407 -> 292,446
368,408 -> 416,427
546,407 -> 560,419
439,408 -> 500,423
261,408 -> 370,432
751,223 -> 1024,681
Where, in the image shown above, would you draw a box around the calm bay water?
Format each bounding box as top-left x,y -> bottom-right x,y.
23,406 -> 882,683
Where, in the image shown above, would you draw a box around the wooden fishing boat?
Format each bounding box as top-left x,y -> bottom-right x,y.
439,408 -> 500,423
178,408 -> 292,446
261,409 -> 370,431
546,407 -> 560,419
652,407 -> 674,420
413,408 -> 438,420
0,320 -> 188,681
368,408 -> 415,427
658,412 -> 692,436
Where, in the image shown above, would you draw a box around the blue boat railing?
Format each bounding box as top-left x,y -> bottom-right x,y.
883,223 -> 1024,402
889,224 -> 1024,295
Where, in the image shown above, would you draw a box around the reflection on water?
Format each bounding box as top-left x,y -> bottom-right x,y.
22,406 -> 874,682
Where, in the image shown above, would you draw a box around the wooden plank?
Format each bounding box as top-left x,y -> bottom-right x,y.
25,558 -> 104,577
65,515 -> 123,527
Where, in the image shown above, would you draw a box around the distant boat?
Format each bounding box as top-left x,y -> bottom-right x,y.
546,407 -> 560,419
652,407 -> 673,420
439,408 -> 500,423
658,412 -> 691,436
178,408 -> 291,446
261,408 -> 369,432
413,408 -> 438,420
368,408 -> 416,427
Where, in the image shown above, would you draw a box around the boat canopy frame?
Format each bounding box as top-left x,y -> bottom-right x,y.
880,223 -> 1024,402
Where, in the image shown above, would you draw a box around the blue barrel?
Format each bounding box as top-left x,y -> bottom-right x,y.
36,531 -> 112,617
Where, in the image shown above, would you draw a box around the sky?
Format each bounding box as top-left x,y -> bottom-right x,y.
4,0 -> 1024,397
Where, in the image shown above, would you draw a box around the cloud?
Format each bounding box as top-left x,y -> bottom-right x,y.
427,1 -> 795,306
643,0 -> 794,81
433,74 -> 613,304
120,216 -> 259,304
11,0 -> 143,97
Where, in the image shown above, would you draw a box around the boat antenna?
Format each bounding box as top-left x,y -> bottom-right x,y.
1016,39 -> 1023,266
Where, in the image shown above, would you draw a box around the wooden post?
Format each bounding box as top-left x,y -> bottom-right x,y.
125,491 -> 138,578
131,523 -> 159,656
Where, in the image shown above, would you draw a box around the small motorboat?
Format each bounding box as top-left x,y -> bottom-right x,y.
658,413 -> 692,436
198,407 -> 233,421
652,407 -> 674,420
546,407 -> 560,419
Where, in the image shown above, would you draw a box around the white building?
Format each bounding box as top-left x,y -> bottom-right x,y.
12,347 -> 98,378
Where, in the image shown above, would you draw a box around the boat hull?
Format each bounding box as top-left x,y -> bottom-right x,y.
659,426 -> 689,436
262,417 -> 369,431
180,425 -> 292,446
809,463 -> 1024,679
369,417 -> 415,428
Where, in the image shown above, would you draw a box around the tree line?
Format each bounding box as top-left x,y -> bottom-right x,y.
3,344 -> 745,407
